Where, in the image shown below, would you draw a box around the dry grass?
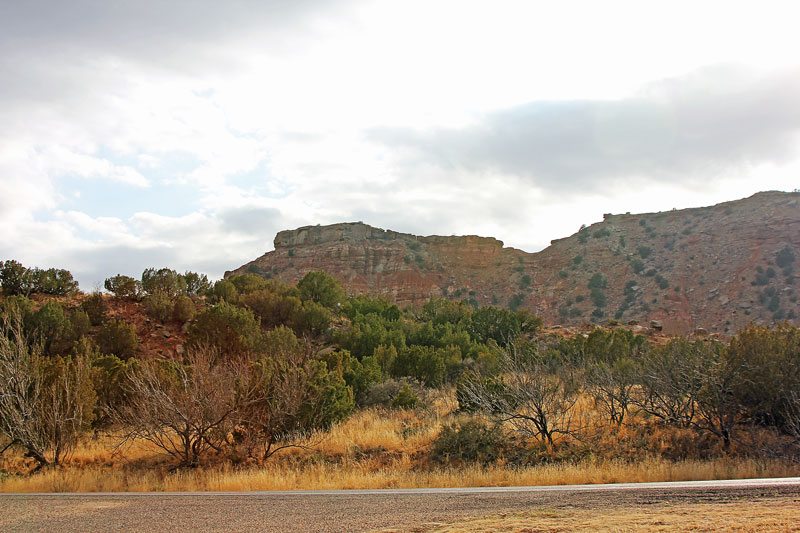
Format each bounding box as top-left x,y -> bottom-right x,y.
2,400 -> 799,493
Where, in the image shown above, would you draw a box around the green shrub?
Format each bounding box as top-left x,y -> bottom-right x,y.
104,274 -> 140,299
144,292 -> 173,323
637,246 -> 652,259
391,383 -> 420,409
431,419 -> 505,465
228,273 -> 270,295
81,293 -> 107,326
590,288 -> 606,308
631,259 -> 644,274
141,268 -> 186,297
297,271 -> 345,309
187,302 -> 261,357
588,273 -> 607,290
208,280 -> 239,303
97,319 -> 139,359
182,271 -> 211,295
172,294 -> 196,324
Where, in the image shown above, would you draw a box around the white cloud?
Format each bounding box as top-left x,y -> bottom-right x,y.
1,0 -> 800,291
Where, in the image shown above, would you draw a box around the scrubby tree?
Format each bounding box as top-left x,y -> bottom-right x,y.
459,342 -> 582,446
0,310 -> 96,470
104,274 -> 141,299
97,319 -> 139,359
296,271 -> 345,309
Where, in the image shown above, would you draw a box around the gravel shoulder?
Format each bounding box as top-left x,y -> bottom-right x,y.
2,479 -> 799,532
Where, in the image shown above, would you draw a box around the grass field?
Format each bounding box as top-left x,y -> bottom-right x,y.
2,405 -> 799,493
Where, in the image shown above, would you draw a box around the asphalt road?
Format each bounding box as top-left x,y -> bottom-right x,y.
2,477 -> 799,532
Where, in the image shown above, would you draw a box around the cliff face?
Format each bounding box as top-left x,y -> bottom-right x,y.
228,191 -> 800,334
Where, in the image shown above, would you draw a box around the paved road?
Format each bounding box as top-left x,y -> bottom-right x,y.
2,477 -> 799,532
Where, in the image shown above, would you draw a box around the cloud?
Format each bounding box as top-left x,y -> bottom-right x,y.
368,66 -> 800,192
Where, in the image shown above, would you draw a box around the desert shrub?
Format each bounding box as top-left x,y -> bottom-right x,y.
291,300 -> 332,336
777,246 -> 795,269
104,274 -> 141,299
0,259 -> 31,295
392,383 -> 420,409
97,319 -> 139,359
28,301 -> 72,356
0,311 -> 96,470
240,290 -> 301,329
637,245 -> 652,259
431,419 -> 505,464
182,271 -> 211,296
144,291 -> 173,323
187,302 -> 261,358
631,259 -> 644,274
172,294 -> 196,324
90,354 -> 132,426
296,271 -> 345,309
590,288 -> 607,308
392,345 -> 446,386
81,292 -> 107,326
208,280 -> 239,304
655,274 -> 670,290
588,273 -> 607,290
141,267 -> 186,297
593,228 -> 610,239
228,273 -> 270,295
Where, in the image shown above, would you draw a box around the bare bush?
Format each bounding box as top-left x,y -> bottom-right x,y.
459,343 -> 582,446
0,311 -> 96,471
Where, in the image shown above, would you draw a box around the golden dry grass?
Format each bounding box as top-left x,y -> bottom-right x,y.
2,404 -> 799,493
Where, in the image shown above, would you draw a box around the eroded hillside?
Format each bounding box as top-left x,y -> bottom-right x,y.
229,191 -> 800,334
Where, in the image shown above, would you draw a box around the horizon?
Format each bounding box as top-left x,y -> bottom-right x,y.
2,1 -> 800,290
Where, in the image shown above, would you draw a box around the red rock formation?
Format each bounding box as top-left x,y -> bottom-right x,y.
228,191 -> 800,335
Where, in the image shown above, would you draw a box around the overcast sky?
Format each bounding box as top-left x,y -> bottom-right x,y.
2,0 -> 800,289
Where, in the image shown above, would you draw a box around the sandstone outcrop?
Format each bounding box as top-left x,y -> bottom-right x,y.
228,191 -> 800,335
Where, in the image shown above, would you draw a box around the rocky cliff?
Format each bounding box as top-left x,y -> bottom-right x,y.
228,191 -> 800,334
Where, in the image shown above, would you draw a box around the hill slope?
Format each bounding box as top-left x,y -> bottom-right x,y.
229,191 -> 800,334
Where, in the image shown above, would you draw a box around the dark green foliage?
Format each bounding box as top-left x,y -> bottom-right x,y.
81,293 -> 106,326
391,383 -> 420,409
590,288 -> 606,308
144,291 -> 173,323
0,260 -> 79,296
141,268 -> 186,297
97,319 -> 139,359
296,271 -> 345,309
572,255 -> 583,265
187,302 -> 261,358
631,259 -> 644,274
291,300 -> 332,336
344,295 -> 401,322
587,273 -> 607,290
431,419 -> 505,464
777,246 -> 795,269
172,294 -> 196,324
209,280 -> 239,303
655,274 -> 670,290
593,227 -> 610,239
104,274 -> 140,299
392,345 -> 447,386
637,245 -> 652,259
519,274 -> 531,289
558,270 -> 568,279
0,260 -> 29,295
228,273 -> 271,295
182,271 -> 211,295
240,289 -> 301,330
508,293 -> 525,311
468,307 -> 541,346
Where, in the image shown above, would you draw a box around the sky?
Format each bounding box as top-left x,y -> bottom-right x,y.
1,0 -> 800,290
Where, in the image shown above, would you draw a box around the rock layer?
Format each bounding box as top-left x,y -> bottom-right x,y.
228,191 -> 800,334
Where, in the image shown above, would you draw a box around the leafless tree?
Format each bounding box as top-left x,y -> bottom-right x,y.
0,310 -> 95,471
459,343 -> 583,446
110,348 -> 245,468
631,339 -> 705,428
586,358 -> 636,426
